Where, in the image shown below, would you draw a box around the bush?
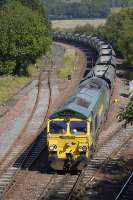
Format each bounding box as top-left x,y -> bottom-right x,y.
118,101 -> 133,125
0,60 -> 15,75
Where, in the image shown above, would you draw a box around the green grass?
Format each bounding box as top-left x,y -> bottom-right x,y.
111,7 -> 122,13
0,75 -> 30,104
110,7 -> 130,14
27,55 -> 46,77
0,55 -> 46,104
27,64 -> 39,77
58,48 -> 76,78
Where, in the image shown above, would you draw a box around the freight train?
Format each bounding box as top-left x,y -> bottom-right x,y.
47,32 -> 116,171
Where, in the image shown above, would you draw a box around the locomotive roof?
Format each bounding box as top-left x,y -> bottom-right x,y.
50,78 -> 107,119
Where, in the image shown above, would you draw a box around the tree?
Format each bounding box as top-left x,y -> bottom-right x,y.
19,0 -> 47,17
0,0 -> 52,75
118,101 -> 133,125
0,0 -> 7,7
43,0 -> 133,19
118,21 -> 133,64
43,0 -> 111,19
74,24 -> 96,35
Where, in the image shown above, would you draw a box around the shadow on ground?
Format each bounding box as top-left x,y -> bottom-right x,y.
82,158 -> 133,200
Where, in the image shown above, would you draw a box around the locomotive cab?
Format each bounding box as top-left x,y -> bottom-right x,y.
47,117 -> 93,171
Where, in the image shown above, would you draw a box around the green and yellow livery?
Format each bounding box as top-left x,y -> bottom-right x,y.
47,78 -> 110,171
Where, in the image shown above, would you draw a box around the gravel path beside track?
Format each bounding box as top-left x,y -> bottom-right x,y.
0,82 -> 38,161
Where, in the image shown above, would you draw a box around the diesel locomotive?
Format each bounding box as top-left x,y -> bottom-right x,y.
47,32 -> 116,171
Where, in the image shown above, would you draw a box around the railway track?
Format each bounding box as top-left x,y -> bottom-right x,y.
34,125 -> 133,200
114,172 -> 133,200
0,58 -> 52,199
37,174 -> 67,200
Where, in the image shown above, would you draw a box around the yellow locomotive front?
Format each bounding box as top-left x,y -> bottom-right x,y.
47,117 -> 93,171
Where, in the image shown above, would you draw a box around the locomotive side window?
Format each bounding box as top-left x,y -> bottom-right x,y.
50,121 -> 67,134
70,121 -> 87,134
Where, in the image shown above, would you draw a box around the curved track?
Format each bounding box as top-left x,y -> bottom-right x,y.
0,60 -> 52,199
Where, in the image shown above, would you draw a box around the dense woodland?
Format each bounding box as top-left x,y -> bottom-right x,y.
0,0 -> 52,75
44,0 -> 133,19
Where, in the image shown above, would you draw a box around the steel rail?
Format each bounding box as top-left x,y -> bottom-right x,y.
114,172 -> 133,200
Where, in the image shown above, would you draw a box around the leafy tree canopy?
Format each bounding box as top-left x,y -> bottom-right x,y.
43,0 -> 110,19
43,0 -> 133,19
118,101 -> 133,125
0,0 -> 52,75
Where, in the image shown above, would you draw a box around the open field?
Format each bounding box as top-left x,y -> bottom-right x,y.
111,7 -> 123,13
111,7 -> 132,14
52,18 -> 106,29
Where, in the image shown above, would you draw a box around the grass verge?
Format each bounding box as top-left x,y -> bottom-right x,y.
0,55 -> 45,104
111,7 -> 122,13
0,76 -> 30,104
111,7 -> 132,14
58,47 -> 76,78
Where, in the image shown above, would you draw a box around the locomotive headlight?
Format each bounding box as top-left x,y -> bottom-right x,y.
79,146 -> 87,152
82,146 -> 87,152
49,145 -> 57,151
